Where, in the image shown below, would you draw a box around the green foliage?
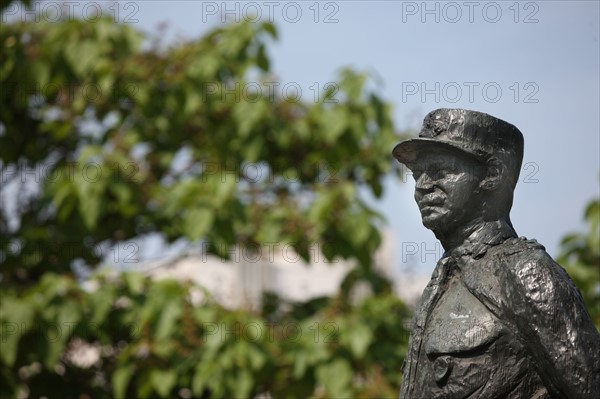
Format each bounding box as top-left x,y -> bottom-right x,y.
1,272 -> 411,398
558,197 -> 600,329
1,2 -> 409,397
1,6 -> 401,287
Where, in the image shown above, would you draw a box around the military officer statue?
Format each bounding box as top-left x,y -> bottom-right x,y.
393,109 -> 600,398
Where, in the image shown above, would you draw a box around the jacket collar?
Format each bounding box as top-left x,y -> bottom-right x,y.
444,219 -> 517,260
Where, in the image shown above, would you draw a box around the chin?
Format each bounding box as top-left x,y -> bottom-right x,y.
421,215 -> 445,230
420,207 -> 442,222
421,211 -> 455,234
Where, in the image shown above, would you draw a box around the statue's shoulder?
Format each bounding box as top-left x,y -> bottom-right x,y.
491,236 -> 547,256
490,236 -> 581,307
486,238 -> 600,398
490,236 -> 559,272
462,237 -> 553,298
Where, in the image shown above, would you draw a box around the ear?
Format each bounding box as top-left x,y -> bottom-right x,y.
479,157 -> 504,191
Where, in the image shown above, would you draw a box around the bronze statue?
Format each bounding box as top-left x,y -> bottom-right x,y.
393,109 -> 600,398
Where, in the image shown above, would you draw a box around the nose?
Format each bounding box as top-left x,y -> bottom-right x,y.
415,173 -> 435,193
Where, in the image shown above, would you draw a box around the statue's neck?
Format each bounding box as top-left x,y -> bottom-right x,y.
436,217 -> 517,253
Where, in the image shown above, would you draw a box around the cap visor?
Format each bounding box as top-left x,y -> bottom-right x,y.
392,138 -> 483,169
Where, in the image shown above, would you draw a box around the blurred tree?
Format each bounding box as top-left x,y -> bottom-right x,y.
0,1 -> 411,398
1,5 -> 401,287
558,196 -> 600,329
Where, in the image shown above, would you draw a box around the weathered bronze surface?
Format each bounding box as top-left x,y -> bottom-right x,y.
393,109 -> 600,398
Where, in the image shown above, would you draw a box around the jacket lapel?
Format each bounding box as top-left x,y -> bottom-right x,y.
401,255 -> 454,397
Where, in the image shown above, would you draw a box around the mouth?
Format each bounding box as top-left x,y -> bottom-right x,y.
419,205 -> 441,215
418,198 -> 444,210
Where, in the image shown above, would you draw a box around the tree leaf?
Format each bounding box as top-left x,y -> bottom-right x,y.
343,322 -> 373,358
0,297 -> 34,366
155,300 -> 182,342
112,365 -> 134,399
315,359 -> 353,398
184,208 -> 215,240
321,107 -> 348,143
150,369 -> 177,398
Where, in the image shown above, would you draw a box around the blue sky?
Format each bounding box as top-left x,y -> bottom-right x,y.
129,1 -> 599,275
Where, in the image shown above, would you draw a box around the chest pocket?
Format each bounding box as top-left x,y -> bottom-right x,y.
424,276 -> 504,356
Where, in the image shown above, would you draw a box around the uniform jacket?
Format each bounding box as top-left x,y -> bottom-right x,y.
400,221 -> 600,398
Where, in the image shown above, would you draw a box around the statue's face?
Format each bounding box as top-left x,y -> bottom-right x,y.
411,150 -> 486,234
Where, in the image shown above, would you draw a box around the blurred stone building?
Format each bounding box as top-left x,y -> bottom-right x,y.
141,229 -> 429,308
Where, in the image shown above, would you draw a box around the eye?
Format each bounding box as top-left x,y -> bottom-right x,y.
428,168 -> 447,180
